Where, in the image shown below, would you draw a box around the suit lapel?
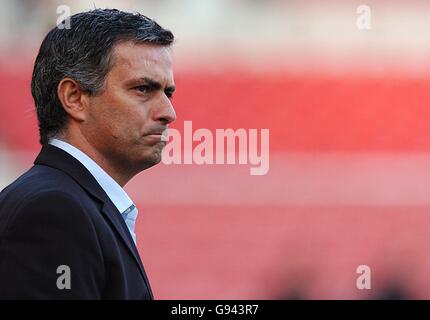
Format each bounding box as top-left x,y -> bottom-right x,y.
100,200 -> 154,299
34,145 -> 153,299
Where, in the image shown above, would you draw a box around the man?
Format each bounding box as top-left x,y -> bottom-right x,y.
0,9 -> 176,299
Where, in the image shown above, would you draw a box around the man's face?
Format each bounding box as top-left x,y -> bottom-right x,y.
83,42 -> 176,173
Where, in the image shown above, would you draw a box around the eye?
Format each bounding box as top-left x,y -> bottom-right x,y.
135,85 -> 150,93
165,89 -> 175,100
165,91 -> 174,100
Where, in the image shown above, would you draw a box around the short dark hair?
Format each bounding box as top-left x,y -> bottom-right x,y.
31,9 -> 174,145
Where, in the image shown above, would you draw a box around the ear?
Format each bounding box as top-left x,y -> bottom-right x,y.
57,78 -> 89,122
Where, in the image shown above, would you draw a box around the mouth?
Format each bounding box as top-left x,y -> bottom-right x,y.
145,134 -> 166,140
143,129 -> 169,143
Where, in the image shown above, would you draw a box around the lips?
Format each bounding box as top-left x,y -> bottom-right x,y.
144,128 -> 168,142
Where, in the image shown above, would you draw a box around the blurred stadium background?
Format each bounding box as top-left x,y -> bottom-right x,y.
2,0 -> 430,299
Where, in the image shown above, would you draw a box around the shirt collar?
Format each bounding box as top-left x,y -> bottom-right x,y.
48,138 -> 134,214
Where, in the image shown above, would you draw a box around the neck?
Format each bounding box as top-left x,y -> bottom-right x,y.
56,133 -> 133,187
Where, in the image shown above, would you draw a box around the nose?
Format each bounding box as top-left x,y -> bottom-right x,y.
153,96 -> 176,125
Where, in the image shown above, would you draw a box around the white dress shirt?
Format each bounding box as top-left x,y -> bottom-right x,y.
49,138 -> 138,243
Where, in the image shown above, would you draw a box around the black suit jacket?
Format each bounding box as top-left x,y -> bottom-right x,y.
0,145 -> 154,299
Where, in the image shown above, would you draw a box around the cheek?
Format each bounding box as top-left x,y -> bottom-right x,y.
86,100 -> 121,141
89,92 -> 149,141
123,100 -> 152,132
110,108 -> 148,144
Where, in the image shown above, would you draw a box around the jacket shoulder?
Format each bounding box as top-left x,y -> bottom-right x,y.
0,168 -> 105,299
0,164 -> 97,232
1,164 -> 85,204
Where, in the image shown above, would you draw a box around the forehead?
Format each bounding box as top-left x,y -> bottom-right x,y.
108,41 -> 174,85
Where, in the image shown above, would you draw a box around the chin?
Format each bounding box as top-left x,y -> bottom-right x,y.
131,142 -> 164,170
138,151 -> 163,170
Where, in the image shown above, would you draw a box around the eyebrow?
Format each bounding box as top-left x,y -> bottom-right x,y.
131,76 -> 176,93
